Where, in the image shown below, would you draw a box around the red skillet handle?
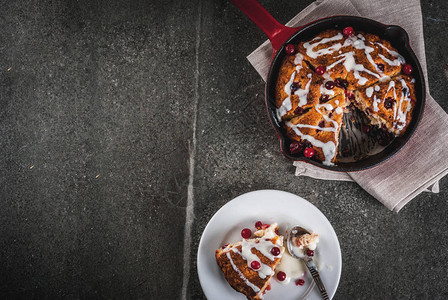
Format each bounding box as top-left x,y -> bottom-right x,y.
230,0 -> 299,54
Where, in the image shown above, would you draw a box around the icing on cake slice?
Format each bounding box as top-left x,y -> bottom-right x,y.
215,223 -> 284,300
354,75 -> 415,135
296,29 -> 356,82
284,94 -> 346,165
346,33 -> 404,90
275,52 -> 345,121
275,53 -> 318,121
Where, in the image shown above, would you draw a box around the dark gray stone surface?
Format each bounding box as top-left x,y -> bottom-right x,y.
0,0 -> 447,299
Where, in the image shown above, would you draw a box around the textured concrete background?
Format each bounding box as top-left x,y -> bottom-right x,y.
0,0 -> 447,299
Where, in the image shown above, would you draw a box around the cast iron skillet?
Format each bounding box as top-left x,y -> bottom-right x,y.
231,0 -> 426,172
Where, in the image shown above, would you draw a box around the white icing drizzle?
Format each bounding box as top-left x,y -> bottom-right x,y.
375,42 -> 405,64
353,35 -> 379,72
366,87 -> 374,97
387,80 -> 397,99
326,56 -> 345,70
276,71 -> 296,120
303,33 -> 344,58
297,74 -> 312,107
394,78 -> 412,133
228,238 -> 282,280
294,52 -> 304,65
292,123 -> 336,133
335,107 -> 343,114
378,53 -> 402,66
328,52 -> 381,85
373,94 -> 381,112
226,252 -> 260,293
305,33 -> 405,87
276,70 -> 312,120
232,247 -> 274,280
316,103 -> 334,111
375,85 -> 380,91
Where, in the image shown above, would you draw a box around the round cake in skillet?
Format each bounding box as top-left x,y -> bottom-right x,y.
275,26 -> 416,166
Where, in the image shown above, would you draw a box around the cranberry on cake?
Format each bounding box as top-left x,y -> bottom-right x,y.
215,223 -> 285,300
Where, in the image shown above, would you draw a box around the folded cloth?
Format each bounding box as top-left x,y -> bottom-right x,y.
247,0 -> 448,212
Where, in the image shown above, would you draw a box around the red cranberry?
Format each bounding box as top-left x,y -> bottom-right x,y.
319,94 -> 329,103
296,279 -> 305,286
303,147 -> 315,158
384,97 -> 395,109
241,228 -> 252,239
266,284 -> 271,290
255,221 -> 263,229
306,249 -> 314,256
376,63 -> 385,72
315,66 -> 326,75
343,26 -> 354,37
290,142 -> 303,154
362,124 -> 371,134
325,81 -> 335,90
294,106 -> 304,115
346,91 -> 355,101
271,247 -> 281,256
402,64 -> 413,75
335,78 -> 348,88
317,120 -> 325,132
285,44 -> 296,55
290,82 -> 300,93
221,243 -> 229,249
251,261 -> 261,270
276,271 -> 286,281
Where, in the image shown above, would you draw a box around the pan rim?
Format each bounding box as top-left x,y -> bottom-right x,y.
265,15 -> 426,172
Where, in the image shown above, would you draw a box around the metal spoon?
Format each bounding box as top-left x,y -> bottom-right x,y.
287,226 -> 330,300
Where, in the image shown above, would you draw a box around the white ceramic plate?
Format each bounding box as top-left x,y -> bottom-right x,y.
197,190 -> 342,300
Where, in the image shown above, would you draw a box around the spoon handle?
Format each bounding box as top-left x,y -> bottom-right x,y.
305,260 -> 330,300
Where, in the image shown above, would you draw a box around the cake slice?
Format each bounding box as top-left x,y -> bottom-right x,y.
284,94 -> 347,165
354,75 -> 416,136
276,52 -> 345,121
216,223 -> 284,300
296,29 -> 355,82
345,33 -> 404,90
275,53 -> 319,121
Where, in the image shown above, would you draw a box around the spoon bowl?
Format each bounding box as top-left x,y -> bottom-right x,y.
287,225 -> 330,300
287,225 -> 312,259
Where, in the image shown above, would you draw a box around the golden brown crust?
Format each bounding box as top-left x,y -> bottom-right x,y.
354,75 -> 415,135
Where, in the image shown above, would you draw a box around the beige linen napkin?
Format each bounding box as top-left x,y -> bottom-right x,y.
247,0 -> 448,212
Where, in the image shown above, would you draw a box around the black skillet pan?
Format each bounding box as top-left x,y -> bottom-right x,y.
230,0 -> 426,172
